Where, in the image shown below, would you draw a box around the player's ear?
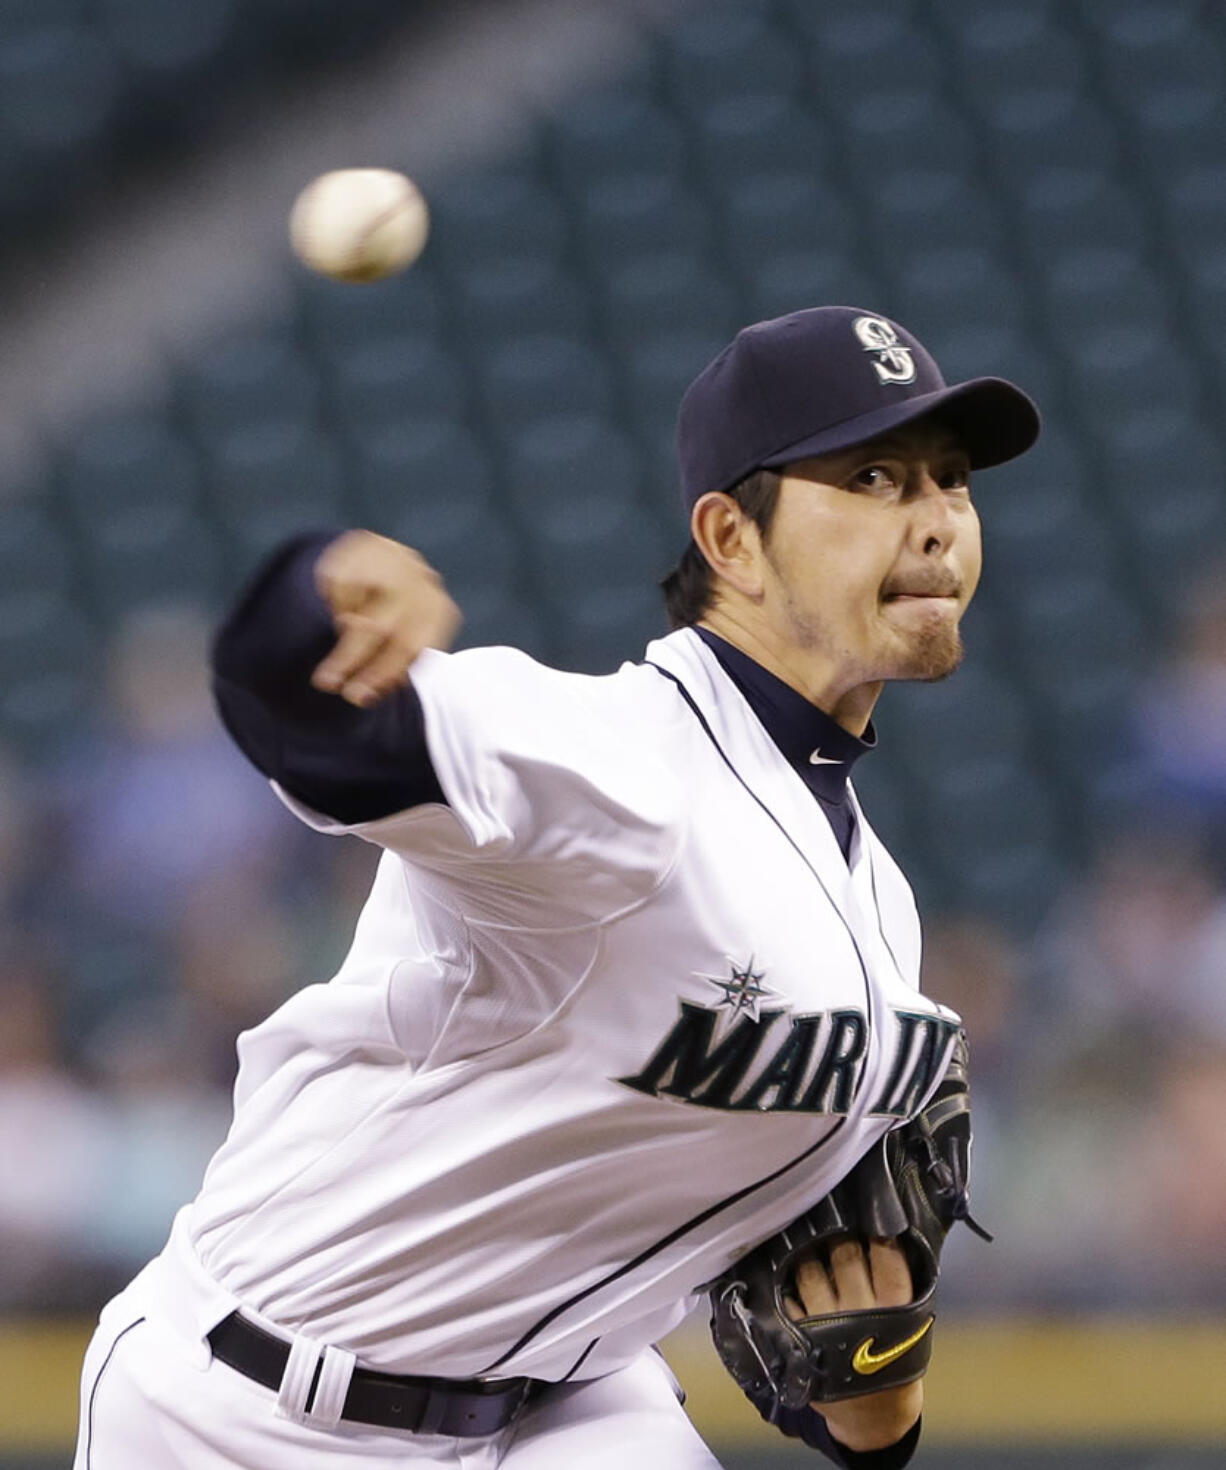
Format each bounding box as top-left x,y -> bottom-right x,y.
691,492 -> 767,601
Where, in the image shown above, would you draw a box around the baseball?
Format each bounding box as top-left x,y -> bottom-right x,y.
289,168 -> 429,284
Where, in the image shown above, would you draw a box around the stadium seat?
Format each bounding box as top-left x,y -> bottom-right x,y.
1100,409 -> 1226,599
1062,323 -> 1196,430
689,94 -> 827,185
943,4 -> 1085,112
0,502 -> 77,611
659,4 -> 803,109
866,169 -> 1004,259
297,268 -> 447,350
801,4 -> 940,116
179,332 -> 321,437
1014,166 -> 1146,258
599,251 -> 739,345
835,90 -> 977,178
1037,246 -> 1169,339
891,246 -> 1022,331
349,417 -> 496,535
715,171 -> 857,280
978,87 -> 1118,174
325,334 -> 469,431
573,173 -> 713,273
206,420 -> 347,563
94,0 -> 235,77
504,415 -> 644,549
745,251 -> 882,326
619,331 -> 729,435
476,335 -> 615,432
430,171 -> 570,270
0,25 -> 120,154
0,607 -> 95,755
450,257 -> 592,342
546,92 -> 688,190
78,509 -> 227,617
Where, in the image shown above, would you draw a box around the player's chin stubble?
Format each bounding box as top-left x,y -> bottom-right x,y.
902,624 -> 965,682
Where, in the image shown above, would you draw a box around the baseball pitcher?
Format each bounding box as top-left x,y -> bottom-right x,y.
74,307 -> 1038,1469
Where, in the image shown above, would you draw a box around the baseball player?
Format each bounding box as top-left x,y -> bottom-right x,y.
74,307 -> 1038,1469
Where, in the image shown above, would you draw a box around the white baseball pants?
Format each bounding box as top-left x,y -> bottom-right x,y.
74,1253 -> 724,1470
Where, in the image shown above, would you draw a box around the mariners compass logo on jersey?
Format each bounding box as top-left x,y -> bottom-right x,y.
616,957 -> 958,1120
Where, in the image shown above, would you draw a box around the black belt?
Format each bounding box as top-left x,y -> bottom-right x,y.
207,1311 -> 540,1437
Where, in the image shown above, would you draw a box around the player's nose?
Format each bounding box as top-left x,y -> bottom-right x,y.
908,474 -> 959,555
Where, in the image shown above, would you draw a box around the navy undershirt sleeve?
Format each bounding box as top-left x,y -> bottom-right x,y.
210,531 -> 447,824
747,1389 -> 922,1468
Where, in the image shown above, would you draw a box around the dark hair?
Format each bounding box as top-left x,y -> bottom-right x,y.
660,468 -> 782,628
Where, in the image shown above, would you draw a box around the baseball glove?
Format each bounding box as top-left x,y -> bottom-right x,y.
708,1029 -> 989,1412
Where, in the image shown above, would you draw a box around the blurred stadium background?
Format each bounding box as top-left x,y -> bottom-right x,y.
1,0 -> 1225,1464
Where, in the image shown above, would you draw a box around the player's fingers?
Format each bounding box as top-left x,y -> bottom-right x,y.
337,635 -> 420,707
312,618 -> 391,699
826,1237 -> 875,1310
790,1252 -> 836,1318
867,1238 -> 914,1307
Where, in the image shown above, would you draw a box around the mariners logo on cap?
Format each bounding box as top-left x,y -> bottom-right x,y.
853,315 -> 917,387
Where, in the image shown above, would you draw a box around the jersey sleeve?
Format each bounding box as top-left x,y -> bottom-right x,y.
276,644 -> 684,922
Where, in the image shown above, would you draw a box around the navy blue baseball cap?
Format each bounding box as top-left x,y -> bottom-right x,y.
677,306 -> 1040,507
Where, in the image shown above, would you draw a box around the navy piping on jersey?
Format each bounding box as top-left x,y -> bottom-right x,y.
645,661 -> 879,1037
84,1317 -> 145,1468
479,1117 -> 846,1374
558,1339 -> 598,1382
481,661 -> 879,1375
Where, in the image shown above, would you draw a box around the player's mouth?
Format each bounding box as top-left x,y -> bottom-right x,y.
880,575 -> 962,605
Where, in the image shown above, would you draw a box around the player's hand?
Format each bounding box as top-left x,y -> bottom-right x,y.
787,1237 -> 924,1452
311,530 -> 462,707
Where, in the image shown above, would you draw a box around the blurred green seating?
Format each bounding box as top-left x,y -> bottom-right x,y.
0,25 -> 119,167
0,0 -> 424,249
835,90 -> 977,177
573,173 -> 713,273
942,3 -> 1084,108
0,503 -> 94,750
1062,322 -> 1196,431
689,95 -> 827,185
867,172 -> 1003,259
325,334 -> 469,432
1015,167 -> 1145,257
95,0 -> 237,79
179,331 -> 322,438
659,5 -> 802,109
431,171 -> 570,269
476,334 -> 615,432
715,170 -> 856,279
745,250 -> 879,325
618,330 -> 729,436
598,251 -> 739,345
205,420 -> 347,565
892,247 -> 1022,332
978,87 -> 1118,173
451,257 -> 592,342
801,4 -> 940,109
298,269 -> 447,351
1037,246 -> 1169,338
545,92 -> 688,190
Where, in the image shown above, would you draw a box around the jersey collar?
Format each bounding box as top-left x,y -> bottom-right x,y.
693,627 -> 875,802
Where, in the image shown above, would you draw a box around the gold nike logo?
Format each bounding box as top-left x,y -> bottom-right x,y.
851,1317 -> 935,1375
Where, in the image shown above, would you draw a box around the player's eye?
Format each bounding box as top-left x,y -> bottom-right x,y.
937,464 -> 971,492
849,464 -> 899,492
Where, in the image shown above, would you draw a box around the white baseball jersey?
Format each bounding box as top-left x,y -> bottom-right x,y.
182,627 -> 959,1383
